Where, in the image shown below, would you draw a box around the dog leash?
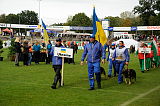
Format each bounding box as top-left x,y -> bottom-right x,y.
125,64 -> 129,70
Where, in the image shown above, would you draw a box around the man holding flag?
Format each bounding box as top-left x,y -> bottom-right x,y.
80,7 -> 107,90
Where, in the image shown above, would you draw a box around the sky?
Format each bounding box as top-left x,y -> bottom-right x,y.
0,0 -> 139,25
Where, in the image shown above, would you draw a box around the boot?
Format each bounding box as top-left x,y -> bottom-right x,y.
97,82 -> 101,89
51,76 -> 58,89
95,72 -> 101,89
88,87 -> 94,90
51,83 -> 56,89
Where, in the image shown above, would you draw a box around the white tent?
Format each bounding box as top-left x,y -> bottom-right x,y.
113,39 -> 140,51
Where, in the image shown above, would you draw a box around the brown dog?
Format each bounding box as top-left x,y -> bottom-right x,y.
122,69 -> 136,85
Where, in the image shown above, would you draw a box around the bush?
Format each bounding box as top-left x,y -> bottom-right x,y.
8,38 -> 16,57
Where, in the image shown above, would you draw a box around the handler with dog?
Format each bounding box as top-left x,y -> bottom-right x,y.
81,36 -> 106,90
112,41 -> 130,84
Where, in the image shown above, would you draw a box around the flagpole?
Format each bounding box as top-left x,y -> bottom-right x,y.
61,57 -> 64,86
144,52 -> 146,70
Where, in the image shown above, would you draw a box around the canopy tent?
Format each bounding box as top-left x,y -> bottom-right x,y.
2,28 -> 12,33
113,39 -> 140,51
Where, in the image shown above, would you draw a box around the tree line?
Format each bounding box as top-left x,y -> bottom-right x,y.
0,0 -> 160,28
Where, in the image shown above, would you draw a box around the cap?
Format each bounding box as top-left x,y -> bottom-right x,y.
90,35 -> 95,38
111,43 -> 115,46
56,38 -> 61,42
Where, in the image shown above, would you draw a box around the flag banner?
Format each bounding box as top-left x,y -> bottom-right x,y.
93,7 -> 107,46
41,19 -> 49,45
151,38 -> 159,66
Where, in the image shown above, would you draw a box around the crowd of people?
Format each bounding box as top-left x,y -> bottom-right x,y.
136,42 -> 160,73
113,34 -> 160,41
14,37 -> 78,66
13,36 -> 160,90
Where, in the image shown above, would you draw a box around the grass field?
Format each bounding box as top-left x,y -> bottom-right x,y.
0,48 -> 160,106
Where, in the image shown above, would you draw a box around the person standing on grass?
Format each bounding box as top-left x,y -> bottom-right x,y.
136,42 -> 148,73
14,37 -> 22,66
28,43 -> 32,65
33,41 -> 41,64
22,40 -> 29,66
50,38 -> 64,89
112,41 -> 130,84
107,43 -> 116,78
81,36 -> 106,90
46,40 -> 52,64
144,44 -> 150,71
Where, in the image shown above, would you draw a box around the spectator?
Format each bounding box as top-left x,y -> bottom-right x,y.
22,41 -> 29,66
14,37 -> 22,66
33,41 -> 41,64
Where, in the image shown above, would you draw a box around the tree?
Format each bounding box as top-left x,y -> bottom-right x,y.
104,16 -> 123,27
133,0 -> 157,25
121,18 -> 132,27
0,14 -> 6,23
5,14 -> 19,24
19,10 -> 38,25
131,16 -> 143,26
120,11 -> 135,19
64,16 -> 73,26
65,13 -> 92,27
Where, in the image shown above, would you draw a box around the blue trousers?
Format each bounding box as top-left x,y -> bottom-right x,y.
28,53 -> 32,65
115,60 -> 125,83
108,59 -> 116,76
88,62 -> 101,88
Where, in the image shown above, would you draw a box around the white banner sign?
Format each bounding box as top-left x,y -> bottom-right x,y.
54,47 -> 73,58
137,26 -> 160,31
139,48 -> 151,53
102,20 -> 110,29
113,27 -> 131,31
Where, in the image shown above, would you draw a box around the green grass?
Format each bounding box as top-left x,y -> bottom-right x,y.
0,48 -> 160,106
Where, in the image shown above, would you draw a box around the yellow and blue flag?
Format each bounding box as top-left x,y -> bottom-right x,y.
41,19 -> 49,45
93,7 -> 107,46
61,49 -> 66,53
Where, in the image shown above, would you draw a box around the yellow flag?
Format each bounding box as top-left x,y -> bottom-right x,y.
95,21 -> 107,46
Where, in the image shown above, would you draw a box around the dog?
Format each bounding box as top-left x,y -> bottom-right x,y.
100,67 -> 107,79
122,69 -> 136,85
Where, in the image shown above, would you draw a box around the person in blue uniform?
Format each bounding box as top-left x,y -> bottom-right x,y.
46,40 -> 52,64
107,43 -> 116,77
112,41 -> 130,84
81,36 -> 106,90
50,38 -> 64,89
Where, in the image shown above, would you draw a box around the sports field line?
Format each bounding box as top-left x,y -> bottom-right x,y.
120,85 -> 160,106
0,80 -> 137,95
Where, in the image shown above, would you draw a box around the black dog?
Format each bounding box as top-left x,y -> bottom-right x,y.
122,69 -> 136,85
100,67 -> 107,79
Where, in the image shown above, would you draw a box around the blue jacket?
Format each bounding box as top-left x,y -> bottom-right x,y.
112,46 -> 130,62
103,44 -> 108,52
33,44 -> 41,51
81,40 -> 106,63
47,44 -> 52,52
50,44 -> 64,65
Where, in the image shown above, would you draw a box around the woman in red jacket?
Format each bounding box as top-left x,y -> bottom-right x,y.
136,42 -> 148,73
